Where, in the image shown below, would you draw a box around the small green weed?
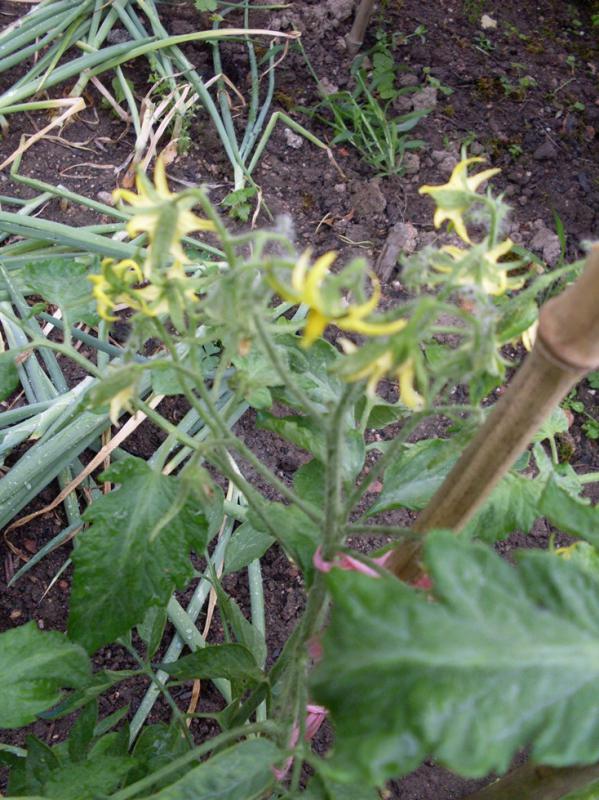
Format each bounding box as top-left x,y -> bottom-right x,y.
370,45 -> 399,101
499,73 -> 537,101
473,33 -> 495,54
221,186 -> 257,222
583,417 -> 599,440
423,66 -> 454,96
462,0 -> 485,24
369,26 -> 427,101
304,67 -> 428,177
563,390 -> 599,440
587,370 -> 599,389
507,143 -> 523,159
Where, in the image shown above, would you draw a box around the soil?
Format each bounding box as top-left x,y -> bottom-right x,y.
0,0 -> 598,797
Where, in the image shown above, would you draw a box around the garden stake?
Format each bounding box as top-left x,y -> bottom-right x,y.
346,0 -> 376,56
387,244 -> 599,582
464,760 -> 599,800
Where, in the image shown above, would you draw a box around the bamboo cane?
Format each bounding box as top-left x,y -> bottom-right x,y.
387,244 -> 599,582
464,761 -> 599,800
346,0 -> 376,56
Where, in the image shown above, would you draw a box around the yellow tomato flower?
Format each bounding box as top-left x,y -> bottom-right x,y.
89,273 -> 118,321
419,157 -> 500,244
89,258 -> 143,321
555,543 -> 578,560
435,238 -> 521,296
397,358 -> 424,410
268,250 -> 407,347
109,384 -> 136,425
113,156 -> 215,273
133,262 -> 199,325
341,341 -> 424,409
520,319 -> 538,352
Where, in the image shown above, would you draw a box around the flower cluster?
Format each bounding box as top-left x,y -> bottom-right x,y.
113,156 -> 214,277
419,157 -> 524,296
419,156 -> 499,244
266,250 -> 407,348
266,251 -> 426,407
89,156 -> 214,323
88,152 -> 533,416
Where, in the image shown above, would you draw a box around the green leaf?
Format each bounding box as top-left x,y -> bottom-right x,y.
195,0 -> 218,11
231,342 -> 286,409
312,532 -> 599,784
293,458 -> 325,509
8,729 -> 133,799
9,736 -> 59,796
540,475 -> 599,546
355,398 -> 406,430
343,429 -> 366,485
369,438 -> 459,514
533,406 -> 569,442
22,259 -> 98,323
150,363 -> 184,396
248,503 -> 319,584
276,335 -> 344,410
130,723 -> 189,790
39,670 -> 138,719
223,520 -> 274,576
159,644 -> 265,684
86,364 -> 142,419
3,727 -> 132,799
496,296 -> 538,344
305,774 -> 380,799
0,623 -> 90,728
41,754 -> 134,799
93,704 -> 130,737
256,415 -> 364,486
145,739 -> 281,799
256,411 -> 325,460
67,702 -> 98,761
0,351 -> 19,401
137,605 -> 168,659
461,472 -> 542,541
151,347 -> 219,396
68,457 -> 212,653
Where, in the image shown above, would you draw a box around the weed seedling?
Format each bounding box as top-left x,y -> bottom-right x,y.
221,186 -> 258,222
473,33 -> 495,55
507,142 -> 523,159
462,0 -> 485,24
423,66 -> 454,96
303,64 -> 428,177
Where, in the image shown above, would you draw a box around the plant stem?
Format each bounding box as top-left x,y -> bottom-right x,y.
322,385 -> 355,558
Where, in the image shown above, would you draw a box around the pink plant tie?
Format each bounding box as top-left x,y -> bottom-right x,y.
412,573 -> 433,590
312,546 -> 392,577
313,546 -> 433,588
273,703 -> 328,780
273,551 -> 432,781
